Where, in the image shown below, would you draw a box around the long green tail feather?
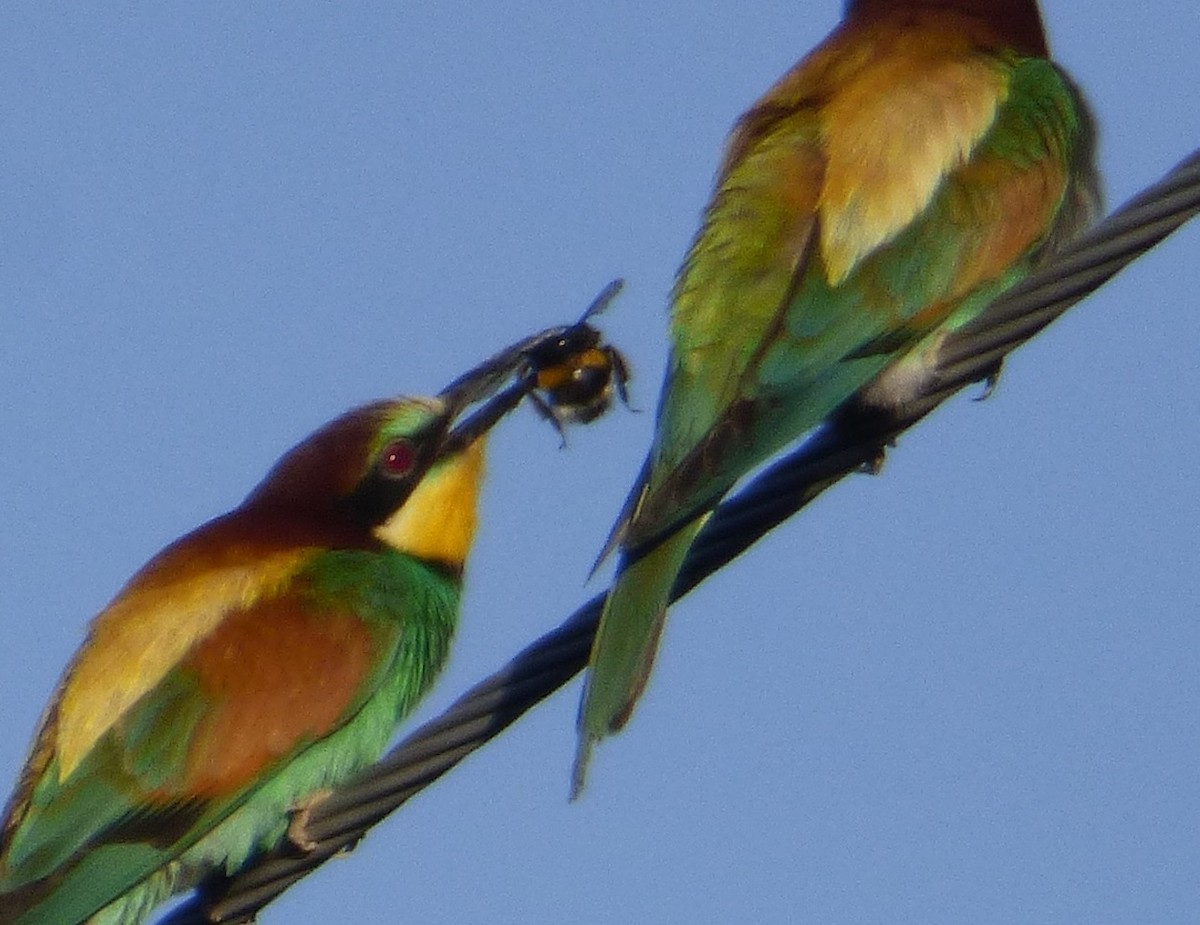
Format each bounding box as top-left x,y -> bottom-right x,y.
572,514 -> 708,797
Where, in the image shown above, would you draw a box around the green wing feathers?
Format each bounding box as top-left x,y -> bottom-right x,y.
0,549 -> 458,925
577,32 -> 1097,785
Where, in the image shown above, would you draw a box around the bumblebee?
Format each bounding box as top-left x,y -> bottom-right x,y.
521,279 -> 632,440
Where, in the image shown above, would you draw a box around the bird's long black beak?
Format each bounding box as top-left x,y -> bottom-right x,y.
436,379 -> 528,460
437,331 -> 546,412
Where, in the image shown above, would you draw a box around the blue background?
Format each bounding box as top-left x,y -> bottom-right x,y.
2,3 -> 1198,923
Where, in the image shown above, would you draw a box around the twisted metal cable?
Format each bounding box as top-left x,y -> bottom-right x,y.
162,148 -> 1200,925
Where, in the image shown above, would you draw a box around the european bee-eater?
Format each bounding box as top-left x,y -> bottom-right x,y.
0,386 -> 507,924
574,0 -> 1102,791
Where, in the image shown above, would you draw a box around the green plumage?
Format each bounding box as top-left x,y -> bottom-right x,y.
575,5 -> 1101,790
1,398 -> 485,924
3,551 -> 459,925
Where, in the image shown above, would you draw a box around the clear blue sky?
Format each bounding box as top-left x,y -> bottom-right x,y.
2,4 -> 1198,923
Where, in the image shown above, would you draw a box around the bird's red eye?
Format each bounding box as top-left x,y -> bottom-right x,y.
381,439 -> 416,476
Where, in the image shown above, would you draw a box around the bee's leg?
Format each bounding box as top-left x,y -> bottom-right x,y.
610,350 -> 636,411
527,391 -> 570,447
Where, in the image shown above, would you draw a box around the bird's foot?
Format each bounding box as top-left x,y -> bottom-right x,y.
859,442 -> 891,475
973,358 -> 1005,401
287,788 -> 334,853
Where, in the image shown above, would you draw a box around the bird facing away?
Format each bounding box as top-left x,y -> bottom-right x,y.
574,0 -> 1102,792
0,394 -> 496,925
